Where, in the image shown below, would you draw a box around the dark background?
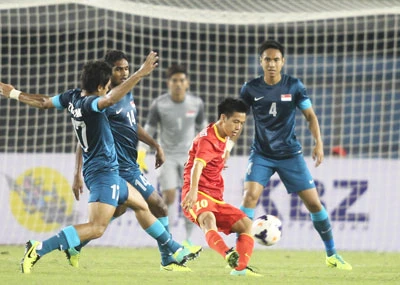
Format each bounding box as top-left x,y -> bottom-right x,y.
1,4 -> 399,158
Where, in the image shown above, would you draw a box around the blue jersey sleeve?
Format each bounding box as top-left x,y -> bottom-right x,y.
293,79 -> 312,110
91,97 -> 102,112
51,94 -> 64,110
56,89 -> 81,110
240,82 -> 252,106
298,98 -> 312,110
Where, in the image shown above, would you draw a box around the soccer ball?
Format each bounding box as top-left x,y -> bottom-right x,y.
251,214 -> 282,246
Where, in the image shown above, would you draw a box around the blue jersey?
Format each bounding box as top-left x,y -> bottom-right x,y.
240,74 -> 312,159
52,89 -> 119,180
105,92 -> 140,171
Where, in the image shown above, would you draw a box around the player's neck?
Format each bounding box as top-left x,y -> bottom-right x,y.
214,121 -> 227,139
170,93 -> 185,103
264,74 -> 281,86
81,90 -> 100,97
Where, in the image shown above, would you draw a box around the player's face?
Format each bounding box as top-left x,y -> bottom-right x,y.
260,48 -> 285,84
222,112 -> 246,138
111,59 -> 129,88
167,73 -> 189,98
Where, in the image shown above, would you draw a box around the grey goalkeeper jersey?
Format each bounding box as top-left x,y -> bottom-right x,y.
143,93 -> 207,155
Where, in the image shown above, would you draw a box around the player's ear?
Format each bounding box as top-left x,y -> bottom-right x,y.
221,113 -> 227,122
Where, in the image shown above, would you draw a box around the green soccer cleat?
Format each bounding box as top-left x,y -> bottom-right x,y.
182,240 -> 203,258
326,254 -> 352,270
64,247 -> 80,268
21,240 -> 40,274
225,248 -> 239,269
230,266 -> 263,277
160,262 -> 192,272
173,246 -> 199,265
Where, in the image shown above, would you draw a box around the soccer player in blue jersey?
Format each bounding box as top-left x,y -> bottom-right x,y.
69,50 -> 201,271
0,53 -> 196,273
239,39 -> 352,270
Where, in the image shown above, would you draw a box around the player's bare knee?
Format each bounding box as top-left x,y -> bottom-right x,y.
90,224 -> 108,239
232,217 -> 252,234
307,203 -> 323,213
149,202 -> 168,217
198,212 -> 216,230
243,190 -> 260,207
148,194 -> 168,217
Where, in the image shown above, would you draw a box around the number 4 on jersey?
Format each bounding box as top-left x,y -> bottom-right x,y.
269,102 -> 277,117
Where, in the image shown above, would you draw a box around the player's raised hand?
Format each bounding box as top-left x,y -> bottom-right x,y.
0,82 -> 15,98
137,51 -> 159,77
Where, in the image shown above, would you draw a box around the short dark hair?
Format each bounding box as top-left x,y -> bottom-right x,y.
218,97 -> 249,118
166,64 -> 187,79
258,39 -> 284,57
104,50 -> 128,66
80,60 -> 112,93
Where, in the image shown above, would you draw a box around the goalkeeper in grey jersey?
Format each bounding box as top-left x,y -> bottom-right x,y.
138,64 -> 207,251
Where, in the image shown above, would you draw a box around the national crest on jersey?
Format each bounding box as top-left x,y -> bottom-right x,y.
186,109 -> 196,117
281,94 -> 292,101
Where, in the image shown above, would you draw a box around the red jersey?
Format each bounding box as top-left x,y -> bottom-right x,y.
182,123 -> 228,201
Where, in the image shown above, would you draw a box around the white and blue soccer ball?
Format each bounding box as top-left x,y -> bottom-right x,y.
251,214 -> 282,246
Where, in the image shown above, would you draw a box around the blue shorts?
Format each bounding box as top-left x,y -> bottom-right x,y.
244,151 -> 315,193
119,167 -> 155,200
85,171 -> 129,206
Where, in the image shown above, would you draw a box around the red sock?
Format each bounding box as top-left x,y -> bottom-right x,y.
236,233 -> 254,270
205,230 -> 230,258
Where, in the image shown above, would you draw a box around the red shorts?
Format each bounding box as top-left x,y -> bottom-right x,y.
182,191 -> 247,235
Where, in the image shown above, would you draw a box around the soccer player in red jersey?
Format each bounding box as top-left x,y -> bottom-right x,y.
181,97 -> 262,277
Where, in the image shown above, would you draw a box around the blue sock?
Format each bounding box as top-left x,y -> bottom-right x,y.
36,226 -> 80,257
158,216 -> 169,232
310,207 -> 336,256
145,220 -> 181,256
240,206 -> 255,220
157,216 -> 174,265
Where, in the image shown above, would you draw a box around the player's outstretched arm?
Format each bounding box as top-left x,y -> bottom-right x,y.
97,51 -> 158,110
0,82 -> 55,109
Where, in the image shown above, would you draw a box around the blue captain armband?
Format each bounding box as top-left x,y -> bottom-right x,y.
298,98 -> 312,110
51,94 -> 64,110
91,97 -> 104,112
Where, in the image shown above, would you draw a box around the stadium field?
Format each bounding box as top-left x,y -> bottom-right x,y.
1,246 -> 399,285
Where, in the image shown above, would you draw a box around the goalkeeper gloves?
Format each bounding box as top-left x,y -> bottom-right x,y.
137,149 -> 148,173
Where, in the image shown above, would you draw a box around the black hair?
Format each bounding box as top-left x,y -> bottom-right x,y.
166,64 -> 187,79
80,60 -> 112,93
258,39 -> 285,57
217,97 -> 249,118
104,50 -> 129,66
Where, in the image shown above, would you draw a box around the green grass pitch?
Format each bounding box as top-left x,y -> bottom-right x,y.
1,246 -> 399,285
